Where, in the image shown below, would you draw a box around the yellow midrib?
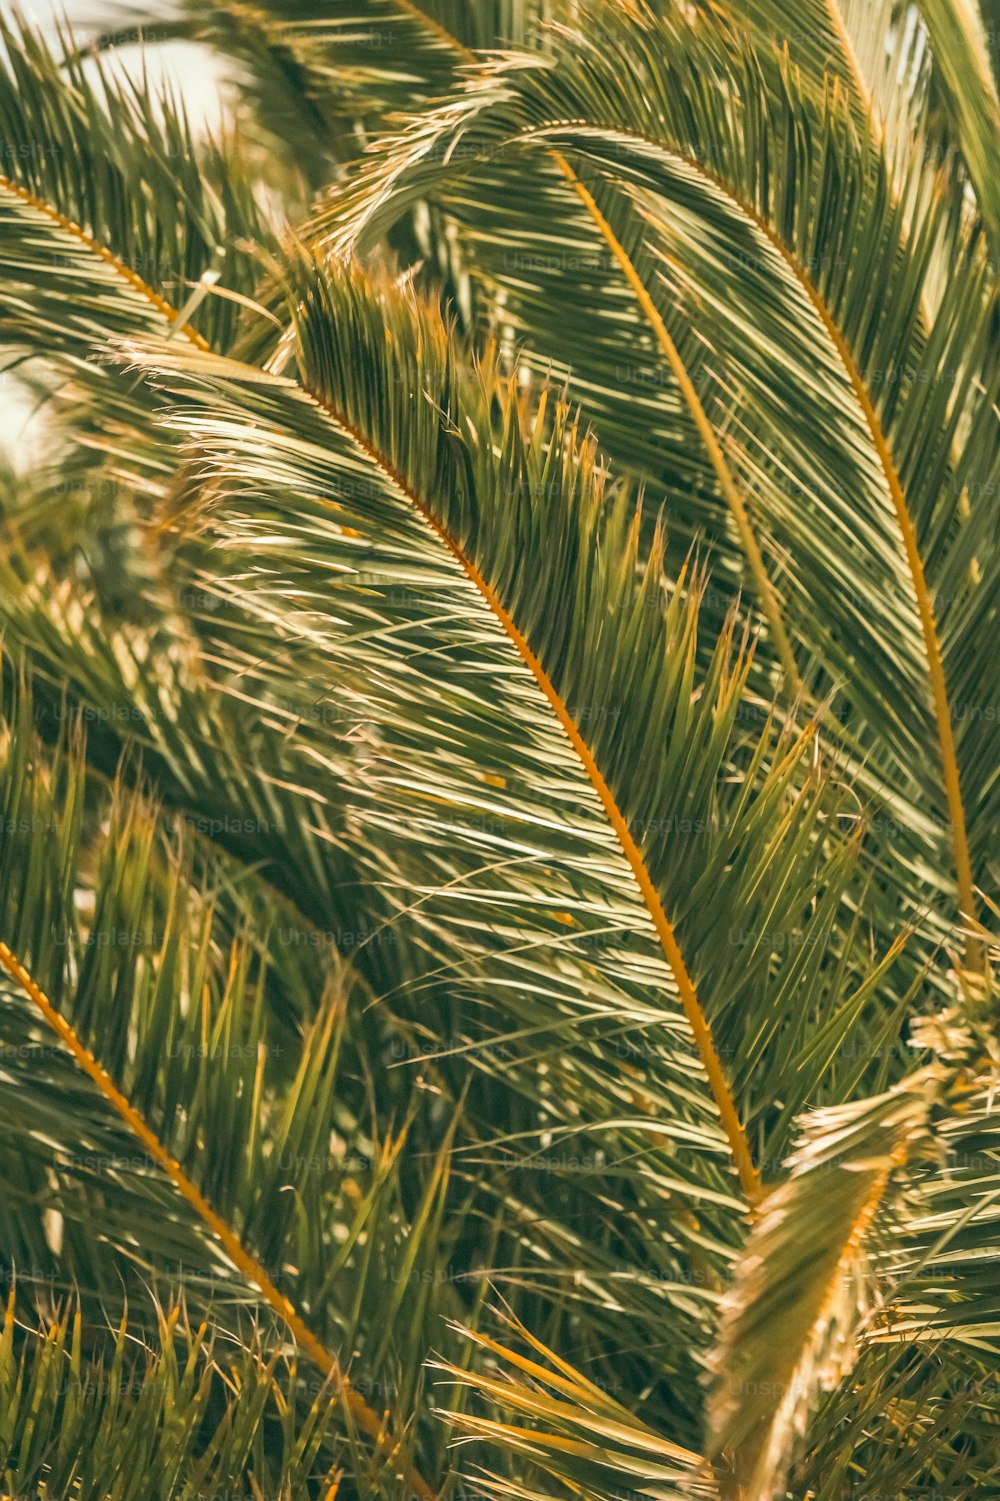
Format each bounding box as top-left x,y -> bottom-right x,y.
8,13 -> 763,1205
381,0 -> 977,958
0,940 -> 436,1501
299,384 -> 763,1205
548,149 -> 803,694
490,104 -> 979,962
571,118 -> 980,958
0,173 -> 209,350
381,1 -> 787,1206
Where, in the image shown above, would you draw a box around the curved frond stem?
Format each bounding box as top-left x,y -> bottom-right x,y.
800,290 -> 980,965
528,122 -> 978,962
0,173 -> 209,350
297,384 -> 763,1207
0,939 -> 437,1501
381,5 -> 804,697
548,149 -> 804,695
365,8 -> 978,956
268,1 -> 762,1204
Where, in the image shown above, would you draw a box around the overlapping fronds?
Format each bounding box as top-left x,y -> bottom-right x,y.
1,2 -> 999,1498
0,670 -> 497,1496
314,0 -> 1000,978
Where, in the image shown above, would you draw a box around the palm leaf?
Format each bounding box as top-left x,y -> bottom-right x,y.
0,671 -> 492,1497
318,0 -> 1000,971
705,1072 -> 938,1500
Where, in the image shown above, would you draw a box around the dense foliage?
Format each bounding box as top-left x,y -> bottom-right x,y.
0,1 -> 999,1497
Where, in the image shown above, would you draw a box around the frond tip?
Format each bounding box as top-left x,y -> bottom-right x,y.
705,1074 -> 940,1501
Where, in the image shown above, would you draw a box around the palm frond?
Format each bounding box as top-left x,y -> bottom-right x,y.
705,1073 -> 938,1500
317,0 -> 1000,972
0,12 -> 268,352
437,1312 -> 714,1501
0,669 -> 495,1497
